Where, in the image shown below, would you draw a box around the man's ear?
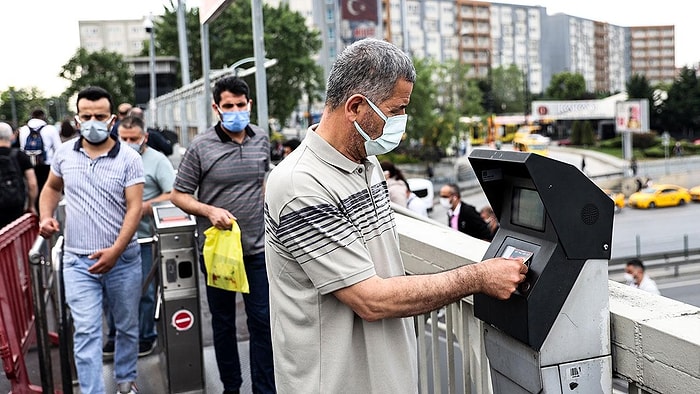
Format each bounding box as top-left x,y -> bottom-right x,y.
345,94 -> 365,122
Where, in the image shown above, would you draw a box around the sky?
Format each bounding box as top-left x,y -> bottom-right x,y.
0,0 -> 697,97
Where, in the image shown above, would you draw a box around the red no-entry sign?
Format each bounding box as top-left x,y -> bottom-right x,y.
171,309 -> 194,331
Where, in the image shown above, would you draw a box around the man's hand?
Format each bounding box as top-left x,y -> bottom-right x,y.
87,246 -> 121,274
207,206 -> 237,230
476,257 -> 528,300
39,217 -> 60,239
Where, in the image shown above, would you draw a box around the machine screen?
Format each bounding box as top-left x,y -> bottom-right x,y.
157,207 -> 190,223
511,187 -> 546,231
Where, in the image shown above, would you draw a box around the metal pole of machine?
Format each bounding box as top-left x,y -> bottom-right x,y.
201,22 -> 212,130
146,14 -> 157,127
177,0 -> 191,85
251,0 -> 270,134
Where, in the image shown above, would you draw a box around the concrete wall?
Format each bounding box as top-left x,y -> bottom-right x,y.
393,207 -> 700,393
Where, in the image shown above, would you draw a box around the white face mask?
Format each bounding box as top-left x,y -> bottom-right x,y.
353,97 -> 408,156
623,272 -> 635,284
440,197 -> 452,209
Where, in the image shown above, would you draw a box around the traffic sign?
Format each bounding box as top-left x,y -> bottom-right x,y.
171,309 -> 194,332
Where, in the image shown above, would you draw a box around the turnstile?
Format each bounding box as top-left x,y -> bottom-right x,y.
469,149 -> 614,393
152,202 -> 204,393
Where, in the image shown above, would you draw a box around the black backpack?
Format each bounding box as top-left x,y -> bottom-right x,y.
0,149 -> 26,211
24,124 -> 46,166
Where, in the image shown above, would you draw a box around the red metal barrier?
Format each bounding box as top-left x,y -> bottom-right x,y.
0,214 -> 42,393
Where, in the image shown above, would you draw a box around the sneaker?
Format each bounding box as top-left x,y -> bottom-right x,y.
116,382 -> 138,394
138,340 -> 156,357
103,340 -> 115,360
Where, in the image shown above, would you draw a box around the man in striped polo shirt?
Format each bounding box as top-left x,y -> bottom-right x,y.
264,38 -> 528,393
39,86 -> 144,394
171,76 -> 274,394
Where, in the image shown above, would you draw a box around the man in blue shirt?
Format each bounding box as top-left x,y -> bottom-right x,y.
39,86 -> 144,394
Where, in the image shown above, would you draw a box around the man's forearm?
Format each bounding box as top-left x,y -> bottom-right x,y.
171,189 -> 211,218
112,203 -> 142,253
39,187 -> 61,221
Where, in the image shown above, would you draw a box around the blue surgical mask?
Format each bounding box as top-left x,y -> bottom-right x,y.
124,137 -> 146,154
79,116 -> 113,144
219,108 -> 250,132
353,97 -> 407,156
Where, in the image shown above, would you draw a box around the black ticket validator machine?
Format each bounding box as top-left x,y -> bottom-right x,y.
469,149 -> 614,393
152,202 -> 205,393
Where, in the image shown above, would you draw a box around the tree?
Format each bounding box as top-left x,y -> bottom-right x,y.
544,72 -> 587,100
58,48 -> 135,106
0,87 -> 48,128
405,57 -> 439,149
152,2 -> 324,125
658,67 -> 700,139
491,64 -> 526,114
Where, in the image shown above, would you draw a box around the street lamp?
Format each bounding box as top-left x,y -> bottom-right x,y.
144,14 -> 157,127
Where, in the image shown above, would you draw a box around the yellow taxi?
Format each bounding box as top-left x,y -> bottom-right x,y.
690,185 -> 700,201
627,184 -> 691,209
603,189 -> 625,212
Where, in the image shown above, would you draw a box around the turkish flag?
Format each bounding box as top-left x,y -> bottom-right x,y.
342,0 -> 378,22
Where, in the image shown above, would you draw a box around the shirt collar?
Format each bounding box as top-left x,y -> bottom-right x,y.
305,125 -> 367,174
73,134 -> 121,158
214,122 -> 255,143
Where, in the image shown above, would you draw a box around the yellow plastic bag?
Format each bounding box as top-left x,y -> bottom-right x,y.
202,220 -> 249,293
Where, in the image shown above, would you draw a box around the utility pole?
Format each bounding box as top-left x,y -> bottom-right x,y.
177,0 -> 191,85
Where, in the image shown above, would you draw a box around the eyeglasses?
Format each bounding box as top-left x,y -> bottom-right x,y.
77,113 -> 112,122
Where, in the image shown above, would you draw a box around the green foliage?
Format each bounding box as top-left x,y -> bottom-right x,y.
58,48 -> 134,106
581,121 -> 596,146
544,72 -> 587,100
152,2 -> 324,126
405,57 -> 439,147
491,64 -> 526,114
642,145 -> 666,158
570,120 -> 582,145
632,132 -> 658,149
0,88 -> 49,127
658,67 -> 700,138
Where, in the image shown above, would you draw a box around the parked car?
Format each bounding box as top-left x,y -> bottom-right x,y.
603,189 -> 625,213
627,184 -> 691,209
406,178 -> 434,212
689,185 -> 700,201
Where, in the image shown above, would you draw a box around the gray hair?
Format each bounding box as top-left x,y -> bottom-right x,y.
0,122 -> 13,141
325,38 -> 416,110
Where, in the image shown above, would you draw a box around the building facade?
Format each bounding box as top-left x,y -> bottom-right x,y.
79,1 -> 679,103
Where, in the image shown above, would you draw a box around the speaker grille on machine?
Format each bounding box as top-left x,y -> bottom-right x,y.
581,203 -> 599,225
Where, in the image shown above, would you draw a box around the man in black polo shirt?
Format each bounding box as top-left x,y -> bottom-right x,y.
171,76 -> 274,394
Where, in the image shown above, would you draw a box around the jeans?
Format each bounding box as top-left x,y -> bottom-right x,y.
64,246 -> 141,393
201,252 -> 275,393
106,243 -> 157,344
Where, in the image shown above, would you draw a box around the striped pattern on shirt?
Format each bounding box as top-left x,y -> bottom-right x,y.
174,123 -> 270,254
52,138 -> 144,255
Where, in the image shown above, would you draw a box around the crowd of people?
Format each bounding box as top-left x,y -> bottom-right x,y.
2,37 -> 665,394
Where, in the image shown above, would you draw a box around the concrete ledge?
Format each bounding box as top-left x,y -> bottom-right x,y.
609,281 -> 700,392
395,211 -> 700,393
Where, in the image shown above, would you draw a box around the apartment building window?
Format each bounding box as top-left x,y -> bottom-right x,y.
328,26 -> 335,40
326,8 -> 333,22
